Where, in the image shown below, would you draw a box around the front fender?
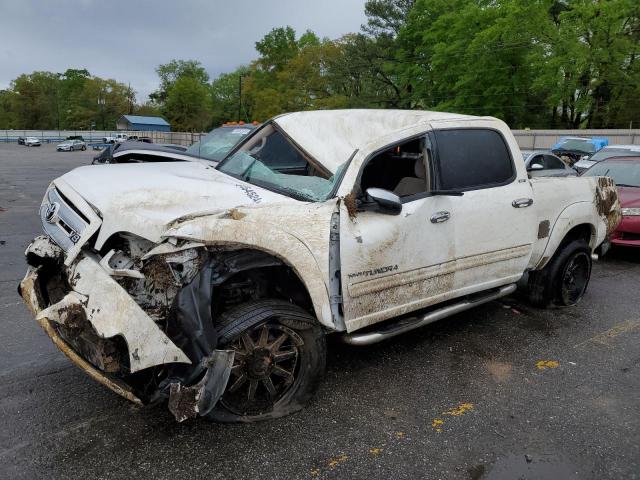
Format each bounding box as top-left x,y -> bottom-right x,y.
164,217 -> 334,330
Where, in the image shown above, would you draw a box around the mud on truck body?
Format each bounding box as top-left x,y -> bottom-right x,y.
19,110 -> 621,422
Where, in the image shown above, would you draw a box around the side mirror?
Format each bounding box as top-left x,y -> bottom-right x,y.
528,163 -> 544,171
365,188 -> 402,215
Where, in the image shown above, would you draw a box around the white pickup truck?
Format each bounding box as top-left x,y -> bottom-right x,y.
19,110 -> 620,422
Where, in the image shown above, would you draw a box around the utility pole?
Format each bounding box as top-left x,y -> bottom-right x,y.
128,81 -> 134,114
238,74 -> 245,121
98,95 -> 105,130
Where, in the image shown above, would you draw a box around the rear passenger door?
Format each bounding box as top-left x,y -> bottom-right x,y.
429,126 -> 536,292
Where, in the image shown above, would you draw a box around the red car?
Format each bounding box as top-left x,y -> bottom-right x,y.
583,156 -> 640,247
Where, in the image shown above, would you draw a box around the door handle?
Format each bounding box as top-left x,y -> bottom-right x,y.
512,198 -> 533,208
430,211 -> 450,223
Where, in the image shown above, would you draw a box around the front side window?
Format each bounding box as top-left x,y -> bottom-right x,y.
217,124 -> 344,202
529,155 -> 545,169
360,136 -> 430,201
433,129 -> 514,190
545,155 -> 566,169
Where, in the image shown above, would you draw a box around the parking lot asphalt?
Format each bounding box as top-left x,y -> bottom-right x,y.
0,143 -> 638,480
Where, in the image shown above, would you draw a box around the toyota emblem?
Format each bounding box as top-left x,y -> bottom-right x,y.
44,202 -> 60,224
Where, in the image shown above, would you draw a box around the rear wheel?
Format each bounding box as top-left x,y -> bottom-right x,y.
205,299 -> 326,422
81,145 -> 86,151
527,239 -> 592,307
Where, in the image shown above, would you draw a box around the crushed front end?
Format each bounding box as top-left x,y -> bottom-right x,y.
19,183 -> 235,422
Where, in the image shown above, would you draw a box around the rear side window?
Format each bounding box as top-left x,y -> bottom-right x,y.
433,129 -> 514,190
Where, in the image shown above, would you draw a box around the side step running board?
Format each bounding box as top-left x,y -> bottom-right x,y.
340,284 -> 517,346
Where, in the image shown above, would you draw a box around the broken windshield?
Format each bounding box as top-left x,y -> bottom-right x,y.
186,126 -> 253,161
217,124 -> 344,201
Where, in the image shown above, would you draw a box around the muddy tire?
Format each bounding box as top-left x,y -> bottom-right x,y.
527,239 -> 592,308
205,299 -> 326,423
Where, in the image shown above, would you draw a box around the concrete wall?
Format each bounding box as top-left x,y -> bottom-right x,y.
512,129 -> 640,150
3,128 -> 640,148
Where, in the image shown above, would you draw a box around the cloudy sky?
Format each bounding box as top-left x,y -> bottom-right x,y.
0,0 -> 367,101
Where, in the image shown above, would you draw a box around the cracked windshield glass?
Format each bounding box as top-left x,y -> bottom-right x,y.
217,124 -> 344,201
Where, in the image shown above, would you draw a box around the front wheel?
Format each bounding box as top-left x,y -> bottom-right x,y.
527,239 -> 592,307
81,145 -> 86,151
205,299 -> 326,423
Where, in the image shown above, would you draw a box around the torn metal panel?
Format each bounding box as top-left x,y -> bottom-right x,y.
168,350 -> 235,422
158,258 -> 219,389
164,205 -> 337,329
19,268 -> 143,406
25,234 -> 63,263
67,253 -> 191,372
142,240 -> 205,260
594,176 -> 622,235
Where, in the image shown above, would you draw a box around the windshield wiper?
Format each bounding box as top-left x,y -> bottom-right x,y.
615,183 -> 639,188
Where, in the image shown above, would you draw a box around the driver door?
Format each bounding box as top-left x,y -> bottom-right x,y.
339,133 -> 457,332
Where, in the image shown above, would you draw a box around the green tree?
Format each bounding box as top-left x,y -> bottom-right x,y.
210,66 -> 252,124
150,59 -> 209,103
255,26 -> 300,72
9,71 -> 59,129
0,89 -> 17,129
536,0 -> 640,128
362,0 -> 415,37
58,68 -> 90,129
163,76 -> 212,131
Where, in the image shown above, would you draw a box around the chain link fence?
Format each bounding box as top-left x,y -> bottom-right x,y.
0,130 -> 207,146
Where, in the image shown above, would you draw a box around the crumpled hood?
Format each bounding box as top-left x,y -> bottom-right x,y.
57,161 -> 295,247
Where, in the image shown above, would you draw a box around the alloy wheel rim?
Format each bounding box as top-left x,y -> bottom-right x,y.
560,252 -> 589,305
220,322 -> 303,416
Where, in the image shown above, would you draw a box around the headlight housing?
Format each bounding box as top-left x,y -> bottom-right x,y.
621,208 -> 640,216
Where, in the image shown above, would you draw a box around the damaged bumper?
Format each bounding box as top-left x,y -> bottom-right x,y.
19,236 -> 233,421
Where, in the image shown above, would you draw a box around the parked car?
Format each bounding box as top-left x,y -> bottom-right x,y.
185,123 -> 258,162
574,145 -> 640,173
19,110 -> 620,423
583,156 -> 640,248
17,136 -> 26,145
91,141 -> 191,164
24,137 -> 41,147
66,135 -> 85,142
551,136 -> 608,165
522,150 -> 577,177
102,133 -> 129,144
57,139 -> 87,152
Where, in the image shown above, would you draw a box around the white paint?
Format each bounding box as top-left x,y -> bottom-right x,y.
68,254 -> 191,372
57,162 -> 298,249
37,110 -> 610,338
274,109 -> 478,173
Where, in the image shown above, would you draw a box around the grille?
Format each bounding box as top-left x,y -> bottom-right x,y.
40,187 -> 88,252
620,232 -> 640,241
